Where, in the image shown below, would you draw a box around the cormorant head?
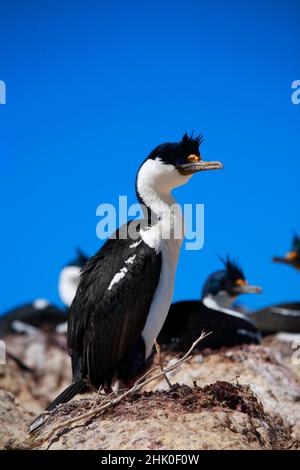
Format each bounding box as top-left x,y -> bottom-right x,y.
273,234 -> 300,271
202,256 -> 262,309
58,249 -> 89,307
136,132 -> 223,202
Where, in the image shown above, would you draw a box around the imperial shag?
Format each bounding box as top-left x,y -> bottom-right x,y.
158,256 -> 262,351
43,133 -> 223,412
0,249 -> 88,337
250,234 -> 300,334
273,233 -> 300,271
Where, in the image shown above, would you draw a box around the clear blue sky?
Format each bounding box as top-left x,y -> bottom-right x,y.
0,0 -> 299,314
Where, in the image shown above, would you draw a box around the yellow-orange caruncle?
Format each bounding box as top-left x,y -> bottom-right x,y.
286,251 -> 298,260
187,154 -> 201,163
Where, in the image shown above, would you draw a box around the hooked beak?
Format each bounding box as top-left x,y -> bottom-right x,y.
177,160 -> 224,175
232,284 -> 262,295
273,252 -> 298,266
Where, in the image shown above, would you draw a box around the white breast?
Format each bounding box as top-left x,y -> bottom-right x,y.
142,237 -> 183,358
202,295 -> 252,321
59,266 -> 81,307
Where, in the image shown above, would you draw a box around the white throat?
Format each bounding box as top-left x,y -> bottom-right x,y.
203,291 -> 236,310
136,158 -> 192,357
59,266 -> 81,307
136,158 -> 191,252
202,291 -> 249,323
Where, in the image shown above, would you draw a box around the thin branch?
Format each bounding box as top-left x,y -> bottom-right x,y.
134,364 -> 162,386
91,389 -> 114,412
154,339 -> 172,388
30,331 -> 211,447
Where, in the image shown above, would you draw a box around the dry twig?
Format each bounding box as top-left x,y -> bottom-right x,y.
154,339 -> 172,388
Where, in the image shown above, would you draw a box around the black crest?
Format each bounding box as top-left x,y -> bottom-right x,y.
180,132 -> 204,156
218,254 -> 245,281
201,255 -> 245,298
292,233 -> 300,256
145,131 -> 204,167
67,248 -> 89,268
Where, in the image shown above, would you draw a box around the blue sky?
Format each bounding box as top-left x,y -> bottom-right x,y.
0,0 -> 299,314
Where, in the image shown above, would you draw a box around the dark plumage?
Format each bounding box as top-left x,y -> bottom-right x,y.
273,233 -> 300,270
249,233 -> 300,334
47,221 -> 162,411
69,221 -> 161,389
37,132 -> 223,417
0,302 -> 67,337
202,256 -> 245,298
158,257 -> 261,351
0,249 -> 88,337
249,302 -> 300,334
158,300 -> 260,351
147,132 -> 203,166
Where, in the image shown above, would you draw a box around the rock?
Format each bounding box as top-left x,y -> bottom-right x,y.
0,332 -> 71,413
262,333 -> 300,383
2,335 -> 300,450
0,390 -> 34,450
145,343 -> 300,442
28,382 -> 293,450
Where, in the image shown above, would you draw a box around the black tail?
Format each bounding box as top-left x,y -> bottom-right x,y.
28,380 -> 88,434
46,379 -> 88,411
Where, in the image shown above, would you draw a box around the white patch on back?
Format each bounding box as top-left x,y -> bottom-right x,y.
108,267 -> 128,291
12,320 -> 37,335
237,329 -> 257,340
270,307 -> 300,316
33,299 -> 50,310
107,255 -> 137,291
129,240 -> 142,249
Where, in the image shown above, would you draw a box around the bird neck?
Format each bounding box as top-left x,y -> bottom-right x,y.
137,184 -> 177,224
202,292 -> 236,310
136,166 -> 186,252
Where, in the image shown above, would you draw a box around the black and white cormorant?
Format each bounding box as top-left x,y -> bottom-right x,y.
158,256 -> 262,351
58,249 -> 89,309
249,234 -> 300,334
43,133 -> 223,412
273,233 -> 300,271
0,249 -> 88,337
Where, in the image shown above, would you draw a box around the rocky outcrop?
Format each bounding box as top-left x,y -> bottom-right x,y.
0,332 -> 71,413
1,334 -> 300,450
263,333 -> 300,383
0,390 -> 34,450
145,342 -> 300,442
29,382 -> 293,450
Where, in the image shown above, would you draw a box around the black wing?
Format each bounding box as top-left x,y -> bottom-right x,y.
250,302 -> 300,334
0,303 -> 67,337
68,222 -> 162,386
158,300 -> 260,351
